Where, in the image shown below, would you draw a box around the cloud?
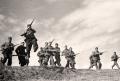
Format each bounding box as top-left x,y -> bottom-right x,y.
1,0 -> 120,68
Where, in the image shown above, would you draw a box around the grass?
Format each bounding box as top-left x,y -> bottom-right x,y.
2,66 -> 120,81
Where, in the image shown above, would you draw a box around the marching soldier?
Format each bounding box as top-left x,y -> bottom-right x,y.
111,52 -> 120,69
47,42 -> 55,66
93,47 -> 104,70
62,45 -> 70,68
1,37 -> 14,66
21,19 -> 38,58
68,47 -> 76,69
54,43 -> 61,66
15,42 -> 28,66
89,51 -> 98,70
37,47 -> 45,66
43,42 -> 50,66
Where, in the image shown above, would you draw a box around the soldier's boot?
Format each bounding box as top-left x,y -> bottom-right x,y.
71,63 -> 75,69
7,57 -> 12,66
115,62 -> 120,69
98,63 -> 102,70
112,62 -> 115,69
65,61 -> 70,69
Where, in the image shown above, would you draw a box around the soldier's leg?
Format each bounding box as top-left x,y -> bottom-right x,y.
2,54 -> 7,65
26,41 -> 32,58
115,61 -> 120,69
65,58 -> 69,68
112,61 -> 116,69
57,55 -> 61,66
43,55 -> 50,65
94,61 -> 98,70
50,55 -> 55,66
7,55 -> 12,66
32,39 -> 38,52
55,55 -> 61,66
97,60 -> 102,70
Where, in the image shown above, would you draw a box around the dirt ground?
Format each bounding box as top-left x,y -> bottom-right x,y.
2,66 -> 120,81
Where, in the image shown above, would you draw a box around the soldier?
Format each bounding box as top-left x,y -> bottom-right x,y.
0,57 -> 4,80
15,42 -> 28,66
93,47 -> 104,70
54,43 -> 61,66
37,47 -> 45,66
47,42 -> 55,67
21,19 -> 38,58
43,42 -> 50,66
62,45 -> 70,68
89,51 -> 98,70
68,47 -> 76,69
1,37 -> 14,66
111,52 -> 120,69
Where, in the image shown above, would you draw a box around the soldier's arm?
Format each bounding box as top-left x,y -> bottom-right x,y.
21,32 -> 27,36
32,29 -> 36,33
1,43 -> 6,51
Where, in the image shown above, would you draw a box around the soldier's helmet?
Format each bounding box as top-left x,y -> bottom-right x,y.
27,24 -> 31,28
95,47 -> 98,49
69,47 -> 72,51
65,45 -> 67,48
55,43 -> 58,45
8,37 -> 12,41
114,52 -> 116,54
8,36 -> 12,39
45,42 -> 48,45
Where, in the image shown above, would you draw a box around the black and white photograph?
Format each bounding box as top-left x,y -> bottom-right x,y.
0,0 -> 120,81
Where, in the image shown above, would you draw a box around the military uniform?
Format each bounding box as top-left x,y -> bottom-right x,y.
43,43 -> 50,66
37,48 -> 45,66
68,50 -> 76,69
89,52 -> 98,69
21,27 -> 38,58
62,48 -> 70,68
111,53 -> 120,69
93,51 -> 103,69
54,47 -> 61,66
1,42 -> 14,66
15,44 -> 27,66
47,45 -> 55,66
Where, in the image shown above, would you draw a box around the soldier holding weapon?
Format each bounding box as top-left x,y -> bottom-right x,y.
111,52 -> 120,69
21,19 -> 38,58
1,37 -> 14,66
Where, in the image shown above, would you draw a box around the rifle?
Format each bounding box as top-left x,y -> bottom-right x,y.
29,19 -> 35,27
73,53 -> 80,56
100,51 -> 107,55
0,44 -> 20,51
61,53 -> 80,56
49,39 -> 55,44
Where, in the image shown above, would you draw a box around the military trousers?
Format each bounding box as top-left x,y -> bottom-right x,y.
25,39 -> 38,58
2,53 -> 12,66
112,61 -> 120,69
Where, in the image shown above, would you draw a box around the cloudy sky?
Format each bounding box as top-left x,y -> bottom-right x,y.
0,0 -> 120,69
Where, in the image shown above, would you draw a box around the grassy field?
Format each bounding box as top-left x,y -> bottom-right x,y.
2,66 -> 120,81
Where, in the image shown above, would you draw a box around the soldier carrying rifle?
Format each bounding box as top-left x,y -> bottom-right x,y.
15,42 -> 28,66
1,37 -> 14,66
111,52 -> 120,69
62,46 -> 78,69
21,19 -> 38,58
